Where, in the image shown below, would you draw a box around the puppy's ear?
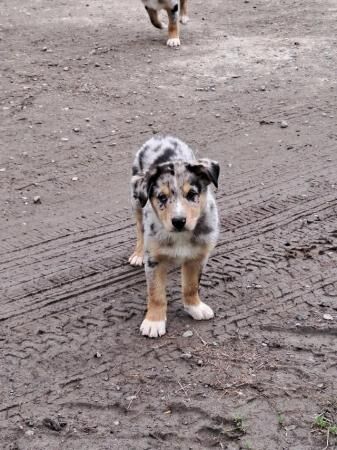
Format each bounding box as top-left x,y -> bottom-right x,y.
187,159 -> 220,188
132,174 -> 148,208
132,167 -> 160,208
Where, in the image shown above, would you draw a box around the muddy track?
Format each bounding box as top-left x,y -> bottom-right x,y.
1,0 -> 337,449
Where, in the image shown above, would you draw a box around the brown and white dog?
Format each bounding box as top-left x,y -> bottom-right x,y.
141,0 -> 189,47
129,136 -> 220,337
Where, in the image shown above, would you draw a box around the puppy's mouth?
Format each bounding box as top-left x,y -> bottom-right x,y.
171,228 -> 187,233
169,225 -> 193,233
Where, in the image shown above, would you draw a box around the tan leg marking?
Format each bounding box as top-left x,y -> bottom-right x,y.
129,208 -> 144,266
180,0 -> 189,24
182,257 -> 214,320
166,8 -> 180,47
140,260 -> 169,337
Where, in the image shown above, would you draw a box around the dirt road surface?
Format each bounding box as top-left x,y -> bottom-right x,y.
1,0 -> 337,449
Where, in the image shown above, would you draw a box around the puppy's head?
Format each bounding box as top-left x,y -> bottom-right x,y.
135,159 -> 219,233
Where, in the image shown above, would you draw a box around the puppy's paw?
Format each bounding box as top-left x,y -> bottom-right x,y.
167,37 -> 180,48
128,252 -> 144,266
184,302 -> 214,320
140,319 -> 166,338
180,15 -> 189,24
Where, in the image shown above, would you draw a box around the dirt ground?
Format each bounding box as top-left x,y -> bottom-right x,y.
1,0 -> 337,449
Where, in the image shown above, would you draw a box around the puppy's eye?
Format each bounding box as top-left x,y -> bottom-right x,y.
157,193 -> 168,204
186,190 -> 198,202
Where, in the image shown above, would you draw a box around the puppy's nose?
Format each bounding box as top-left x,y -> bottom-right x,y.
172,217 -> 186,231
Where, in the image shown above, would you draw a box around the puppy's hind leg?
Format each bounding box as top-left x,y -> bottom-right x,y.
145,7 -> 167,30
180,0 -> 189,24
129,207 -> 144,266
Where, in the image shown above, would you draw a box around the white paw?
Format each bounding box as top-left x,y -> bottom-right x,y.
140,319 -> 166,338
167,38 -> 180,47
128,252 -> 144,266
184,302 -> 214,320
180,15 -> 189,24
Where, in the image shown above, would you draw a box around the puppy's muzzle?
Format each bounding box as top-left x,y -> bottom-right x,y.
172,216 -> 186,232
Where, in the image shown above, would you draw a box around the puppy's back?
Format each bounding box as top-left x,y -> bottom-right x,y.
132,135 -> 195,176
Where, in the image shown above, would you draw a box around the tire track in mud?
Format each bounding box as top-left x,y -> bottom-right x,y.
1,172 -> 336,328
1,174 -> 336,419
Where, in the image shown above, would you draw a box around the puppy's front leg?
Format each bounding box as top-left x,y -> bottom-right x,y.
166,3 -> 180,47
182,257 -> 214,320
140,257 -> 168,338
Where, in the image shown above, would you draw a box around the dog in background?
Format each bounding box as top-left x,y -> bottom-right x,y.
141,0 -> 189,47
130,136 -> 219,338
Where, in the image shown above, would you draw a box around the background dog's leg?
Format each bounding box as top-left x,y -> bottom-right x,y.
182,257 -> 214,320
166,3 -> 180,47
140,259 -> 168,337
180,0 -> 189,24
128,207 -> 144,266
145,6 -> 166,30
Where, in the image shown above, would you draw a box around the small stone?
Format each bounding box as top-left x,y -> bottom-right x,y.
63,67 -> 69,71
94,351 -> 102,358
0,168 -> 6,172
61,137 -> 69,142
280,120 -> 288,128
259,85 -> 266,91
33,195 -> 41,204
113,420 -> 120,426
197,359 -> 203,366
215,113 -> 221,118
85,117 -> 90,122
182,330 -> 193,338
72,176 -> 78,181
180,352 -> 192,359
73,127 -> 80,132
323,314 -> 333,321
94,62 -> 100,67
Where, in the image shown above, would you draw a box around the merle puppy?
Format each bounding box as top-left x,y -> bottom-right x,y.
141,0 -> 189,47
130,136 -> 219,338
